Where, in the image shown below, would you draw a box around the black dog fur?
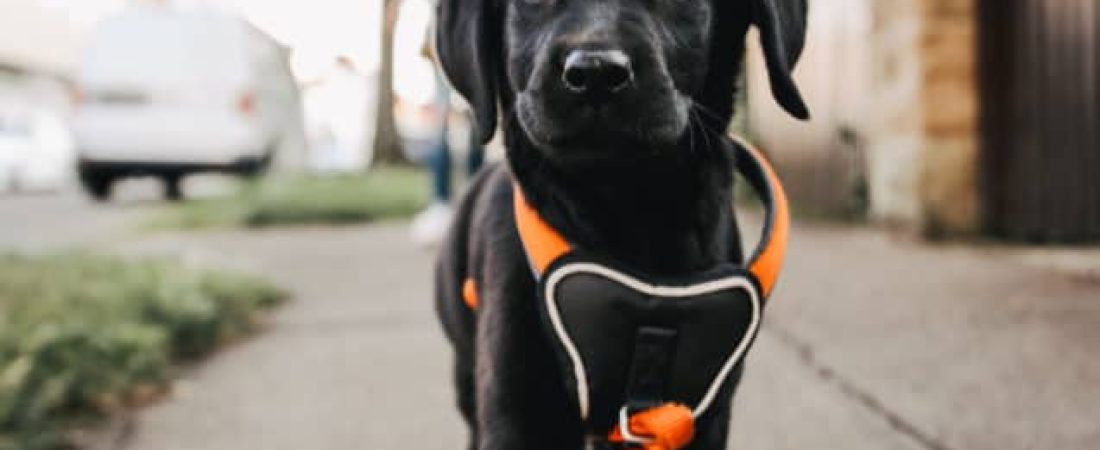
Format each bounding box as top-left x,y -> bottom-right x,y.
433,0 -> 808,448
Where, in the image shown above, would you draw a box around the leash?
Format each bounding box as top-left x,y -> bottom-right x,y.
464,137 -> 791,449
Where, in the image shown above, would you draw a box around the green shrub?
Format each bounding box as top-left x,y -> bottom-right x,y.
150,166 -> 430,230
0,253 -> 286,447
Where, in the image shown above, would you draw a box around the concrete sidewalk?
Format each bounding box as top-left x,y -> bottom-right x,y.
83,221 -> 1098,450
739,222 -> 1100,450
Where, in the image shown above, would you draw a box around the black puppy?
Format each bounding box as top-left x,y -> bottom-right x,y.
433,0 -> 808,448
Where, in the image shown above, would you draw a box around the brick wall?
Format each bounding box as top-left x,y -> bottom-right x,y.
748,0 -> 982,235
865,0 -> 925,226
864,0 -> 980,235
916,0 -> 980,236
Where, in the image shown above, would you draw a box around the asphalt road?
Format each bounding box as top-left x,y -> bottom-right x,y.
0,176 -> 235,251
2,191 -> 1097,450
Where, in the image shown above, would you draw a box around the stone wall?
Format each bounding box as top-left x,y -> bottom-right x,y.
748,0 -> 982,236
866,0 -> 980,235
746,0 -> 874,217
865,0 -> 925,227
916,0 -> 980,236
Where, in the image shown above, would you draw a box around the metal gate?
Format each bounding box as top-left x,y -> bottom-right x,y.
979,0 -> 1100,242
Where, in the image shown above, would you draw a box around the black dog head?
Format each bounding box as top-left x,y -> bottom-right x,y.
437,0 -> 808,165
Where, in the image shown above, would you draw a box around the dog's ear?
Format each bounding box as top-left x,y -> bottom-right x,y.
752,0 -> 810,120
436,0 -> 501,143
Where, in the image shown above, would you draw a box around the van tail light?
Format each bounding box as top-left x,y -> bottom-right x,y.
237,91 -> 256,116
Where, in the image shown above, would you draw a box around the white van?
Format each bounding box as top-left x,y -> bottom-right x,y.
73,9 -> 303,200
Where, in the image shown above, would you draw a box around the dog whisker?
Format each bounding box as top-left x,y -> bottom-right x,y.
689,108 -> 713,154
686,111 -> 698,156
689,102 -> 733,155
691,101 -> 725,123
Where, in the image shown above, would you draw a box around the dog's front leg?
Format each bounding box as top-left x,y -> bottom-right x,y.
472,253 -> 584,450
472,262 -> 536,450
472,296 -> 520,448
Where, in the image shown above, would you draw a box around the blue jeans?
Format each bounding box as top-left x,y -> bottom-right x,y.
425,121 -> 485,203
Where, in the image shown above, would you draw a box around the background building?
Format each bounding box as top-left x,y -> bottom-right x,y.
747,0 -> 1098,242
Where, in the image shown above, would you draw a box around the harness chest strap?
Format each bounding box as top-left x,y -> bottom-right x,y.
510,137 -> 789,294
462,139 -> 787,308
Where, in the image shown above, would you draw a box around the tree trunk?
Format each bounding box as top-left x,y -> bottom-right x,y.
371,0 -> 409,166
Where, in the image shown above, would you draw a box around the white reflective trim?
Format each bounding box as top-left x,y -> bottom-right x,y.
618,407 -> 655,445
543,262 -> 762,420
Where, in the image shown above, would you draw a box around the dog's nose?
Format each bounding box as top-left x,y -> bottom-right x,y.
561,50 -> 633,96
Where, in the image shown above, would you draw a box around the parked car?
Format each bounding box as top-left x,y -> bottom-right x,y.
72,9 -> 303,201
0,102 -> 74,193
0,108 -> 25,191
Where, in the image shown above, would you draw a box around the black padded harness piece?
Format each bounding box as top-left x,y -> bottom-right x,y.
539,258 -> 761,434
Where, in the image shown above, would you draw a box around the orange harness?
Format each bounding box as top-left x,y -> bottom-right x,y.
465,138 -> 790,449
511,138 -> 789,297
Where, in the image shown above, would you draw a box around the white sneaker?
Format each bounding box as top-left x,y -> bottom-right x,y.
410,202 -> 453,248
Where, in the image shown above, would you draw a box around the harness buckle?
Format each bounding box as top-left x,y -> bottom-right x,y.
617,406 -> 656,446
611,403 -> 695,450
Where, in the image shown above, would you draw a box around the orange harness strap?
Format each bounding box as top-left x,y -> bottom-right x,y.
465,137 -> 790,303
509,138 -> 789,292
513,186 -> 573,274
462,187 -> 574,310
738,141 -> 790,297
462,278 -> 480,309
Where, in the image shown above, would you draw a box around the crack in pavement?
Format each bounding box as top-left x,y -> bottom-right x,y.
765,323 -> 954,450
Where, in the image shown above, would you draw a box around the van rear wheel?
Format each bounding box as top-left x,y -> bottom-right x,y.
162,174 -> 184,201
78,167 -> 114,202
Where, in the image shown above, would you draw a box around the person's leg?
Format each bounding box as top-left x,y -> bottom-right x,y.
412,123 -> 454,246
466,124 -> 485,177
427,139 -> 453,202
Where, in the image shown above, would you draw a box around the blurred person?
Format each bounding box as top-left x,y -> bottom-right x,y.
409,96 -> 485,247
393,0 -> 484,246
303,56 -> 375,173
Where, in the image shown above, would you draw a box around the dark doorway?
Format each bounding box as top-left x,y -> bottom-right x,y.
978,0 -> 1100,242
